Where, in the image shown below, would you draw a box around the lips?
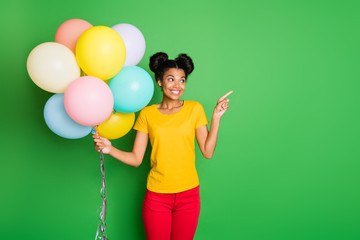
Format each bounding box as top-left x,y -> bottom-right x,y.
170,90 -> 180,95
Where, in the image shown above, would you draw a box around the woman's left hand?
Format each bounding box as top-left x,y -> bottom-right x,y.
213,90 -> 233,119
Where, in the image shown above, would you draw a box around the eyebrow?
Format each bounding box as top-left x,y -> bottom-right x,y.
166,75 -> 186,78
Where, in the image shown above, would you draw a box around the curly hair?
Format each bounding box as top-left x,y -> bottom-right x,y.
149,52 -> 194,81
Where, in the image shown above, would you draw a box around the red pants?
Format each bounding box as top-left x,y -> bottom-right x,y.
142,186 -> 201,240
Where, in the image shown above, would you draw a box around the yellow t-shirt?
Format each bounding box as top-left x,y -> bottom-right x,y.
133,100 -> 209,193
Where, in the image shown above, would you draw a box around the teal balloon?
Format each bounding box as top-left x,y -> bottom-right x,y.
44,94 -> 92,139
109,66 -> 154,113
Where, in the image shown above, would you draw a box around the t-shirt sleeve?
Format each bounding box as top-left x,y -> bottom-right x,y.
133,108 -> 149,134
195,102 -> 209,128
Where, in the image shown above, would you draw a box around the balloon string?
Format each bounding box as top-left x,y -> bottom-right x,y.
95,150 -> 108,240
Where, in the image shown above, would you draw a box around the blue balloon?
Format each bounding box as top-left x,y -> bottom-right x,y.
44,94 -> 92,139
109,66 -> 154,113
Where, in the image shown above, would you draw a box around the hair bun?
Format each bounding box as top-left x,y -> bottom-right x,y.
149,52 -> 168,73
175,53 -> 194,75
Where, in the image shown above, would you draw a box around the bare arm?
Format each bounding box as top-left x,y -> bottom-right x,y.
93,130 -> 148,167
196,91 -> 233,159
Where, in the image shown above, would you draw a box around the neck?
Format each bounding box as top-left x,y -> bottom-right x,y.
159,96 -> 183,110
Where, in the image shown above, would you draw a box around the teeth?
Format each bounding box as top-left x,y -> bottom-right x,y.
171,90 -> 180,94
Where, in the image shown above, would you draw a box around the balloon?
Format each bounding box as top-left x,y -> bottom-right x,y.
64,76 -> 114,126
112,23 -> 145,66
109,66 -> 154,113
44,94 -> 92,139
55,19 -> 93,54
27,42 -> 80,93
76,26 -> 126,80
96,111 -> 135,140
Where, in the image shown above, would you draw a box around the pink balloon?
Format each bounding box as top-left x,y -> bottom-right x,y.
55,19 -> 93,54
64,76 -> 114,126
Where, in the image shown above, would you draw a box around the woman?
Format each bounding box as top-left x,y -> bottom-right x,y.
93,52 -> 232,240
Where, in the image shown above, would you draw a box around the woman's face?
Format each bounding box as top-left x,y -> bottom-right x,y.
158,68 -> 186,101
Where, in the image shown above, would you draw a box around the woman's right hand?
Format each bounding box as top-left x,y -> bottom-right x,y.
93,134 -> 112,154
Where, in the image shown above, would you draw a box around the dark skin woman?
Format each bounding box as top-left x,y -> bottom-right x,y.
94,52 -> 232,240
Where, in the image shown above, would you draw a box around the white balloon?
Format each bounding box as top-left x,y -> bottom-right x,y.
112,23 -> 146,66
27,42 -> 80,93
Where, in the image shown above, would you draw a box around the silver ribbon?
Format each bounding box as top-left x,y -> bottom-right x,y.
95,150 -> 108,240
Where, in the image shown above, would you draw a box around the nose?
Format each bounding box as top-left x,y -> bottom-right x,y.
173,80 -> 180,88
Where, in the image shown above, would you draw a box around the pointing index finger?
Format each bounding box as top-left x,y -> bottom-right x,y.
219,90 -> 233,101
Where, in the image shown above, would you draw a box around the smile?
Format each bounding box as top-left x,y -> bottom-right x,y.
170,90 -> 180,95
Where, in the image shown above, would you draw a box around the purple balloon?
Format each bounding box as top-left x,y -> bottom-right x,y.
112,23 -> 145,66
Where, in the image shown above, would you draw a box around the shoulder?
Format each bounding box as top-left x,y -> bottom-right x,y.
136,105 -> 158,121
139,104 -> 157,114
184,100 -> 204,110
185,100 -> 202,107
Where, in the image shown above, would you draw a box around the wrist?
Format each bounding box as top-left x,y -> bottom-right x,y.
108,145 -> 115,155
212,112 -> 221,122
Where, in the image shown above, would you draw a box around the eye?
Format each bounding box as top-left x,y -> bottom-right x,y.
168,78 -> 174,82
180,79 -> 185,83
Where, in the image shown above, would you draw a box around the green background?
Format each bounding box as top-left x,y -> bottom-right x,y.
1,0 -> 359,239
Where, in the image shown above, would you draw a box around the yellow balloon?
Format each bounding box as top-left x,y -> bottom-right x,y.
96,111 -> 135,140
76,26 -> 126,80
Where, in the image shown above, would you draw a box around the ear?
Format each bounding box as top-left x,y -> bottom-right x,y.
157,79 -> 162,87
